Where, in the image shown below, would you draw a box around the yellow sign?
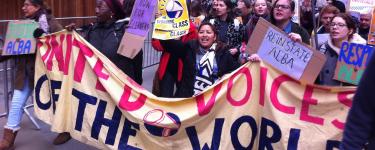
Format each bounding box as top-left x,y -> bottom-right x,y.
35,31 -> 356,150
152,0 -> 190,40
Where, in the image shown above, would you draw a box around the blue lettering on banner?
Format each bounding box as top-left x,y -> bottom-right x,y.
118,119 -> 141,150
287,128 -> 301,150
186,118 -> 224,150
259,118 -> 282,149
73,89 -> 98,131
230,116 -> 257,149
91,100 -> 122,145
35,74 -> 61,112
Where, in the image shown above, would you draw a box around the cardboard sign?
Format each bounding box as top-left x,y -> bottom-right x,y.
117,0 -> 157,59
2,20 -> 39,55
247,18 -> 326,83
368,7 -> 375,45
349,0 -> 375,13
152,0 -> 190,40
35,31 -> 356,149
333,42 -> 374,85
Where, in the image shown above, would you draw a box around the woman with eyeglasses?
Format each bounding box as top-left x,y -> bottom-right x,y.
271,0 -> 310,44
0,0 -> 63,149
317,13 -> 366,86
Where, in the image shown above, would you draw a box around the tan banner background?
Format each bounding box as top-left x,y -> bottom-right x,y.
34,31 -> 356,150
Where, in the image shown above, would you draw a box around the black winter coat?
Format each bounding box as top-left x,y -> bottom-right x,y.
85,20 -> 143,84
160,40 -> 240,98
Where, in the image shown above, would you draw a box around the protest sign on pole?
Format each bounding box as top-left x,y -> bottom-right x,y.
35,31 -> 355,150
152,0 -> 190,40
247,18 -> 326,83
117,0 -> 157,59
333,42 -> 374,85
349,0 -> 375,14
2,20 -> 39,55
368,7 -> 375,45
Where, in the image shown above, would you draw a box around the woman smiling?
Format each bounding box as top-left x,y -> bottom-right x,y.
160,22 -> 240,97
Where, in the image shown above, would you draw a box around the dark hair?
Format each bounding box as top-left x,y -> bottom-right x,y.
122,0 -> 135,18
103,0 -> 126,19
240,0 -> 252,8
217,0 -> 237,21
27,0 -> 51,19
190,0 -> 204,17
197,22 -> 227,51
331,0 -> 346,13
332,13 -> 356,40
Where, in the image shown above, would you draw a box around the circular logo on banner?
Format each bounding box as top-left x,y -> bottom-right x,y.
143,109 -> 181,137
165,0 -> 184,18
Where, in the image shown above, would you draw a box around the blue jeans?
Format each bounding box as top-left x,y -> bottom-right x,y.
4,75 -> 32,131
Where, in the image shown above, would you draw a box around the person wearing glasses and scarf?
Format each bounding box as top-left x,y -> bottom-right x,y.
317,13 -> 366,86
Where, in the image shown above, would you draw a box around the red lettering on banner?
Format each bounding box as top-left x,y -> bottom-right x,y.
119,84 -> 147,111
196,83 -> 223,116
46,35 -> 64,71
64,34 -> 73,75
93,59 -> 109,80
259,67 -> 268,106
227,68 -> 252,106
300,86 -> 324,125
95,79 -> 106,92
270,75 -> 296,114
73,39 -> 94,82
331,91 -> 354,130
41,36 -> 51,62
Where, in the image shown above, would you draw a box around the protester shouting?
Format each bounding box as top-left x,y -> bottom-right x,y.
271,0 -> 310,44
0,0 -> 63,149
159,22 -> 240,97
317,13 -> 366,86
205,0 -> 245,61
245,0 -> 271,42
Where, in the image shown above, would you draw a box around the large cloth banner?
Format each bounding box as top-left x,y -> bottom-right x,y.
34,31 -> 356,150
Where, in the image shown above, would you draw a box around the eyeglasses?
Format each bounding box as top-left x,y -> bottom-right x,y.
330,23 -> 347,28
274,4 -> 291,10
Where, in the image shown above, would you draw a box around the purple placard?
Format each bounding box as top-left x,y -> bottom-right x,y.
127,0 -> 157,37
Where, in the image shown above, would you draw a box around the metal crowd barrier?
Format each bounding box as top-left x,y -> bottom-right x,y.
0,17 -> 161,123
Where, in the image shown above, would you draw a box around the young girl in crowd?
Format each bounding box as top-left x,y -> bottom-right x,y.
245,0 -> 270,42
317,13 -> 366,86
159,22 -> 240,97
0,0 -> 63,149
205,0 -> 245,61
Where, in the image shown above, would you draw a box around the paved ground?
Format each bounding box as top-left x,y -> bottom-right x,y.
0,60 -> 158,150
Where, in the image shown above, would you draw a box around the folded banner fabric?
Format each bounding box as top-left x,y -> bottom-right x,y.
34,30 -> 356,150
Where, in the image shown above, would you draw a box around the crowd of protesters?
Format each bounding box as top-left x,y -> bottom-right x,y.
0,0 -> 374,149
